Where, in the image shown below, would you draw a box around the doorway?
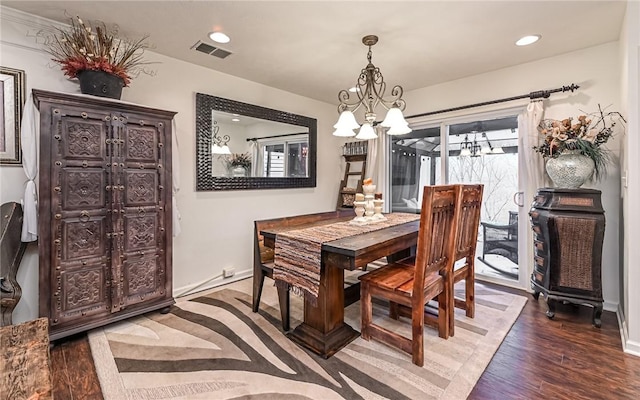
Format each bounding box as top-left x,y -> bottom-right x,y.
389,113 -> 525,288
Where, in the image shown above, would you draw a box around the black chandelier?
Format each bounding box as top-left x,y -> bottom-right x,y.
460,132 -> 503,157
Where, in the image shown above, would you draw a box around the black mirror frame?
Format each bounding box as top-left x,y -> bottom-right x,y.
196,93 -> 317,191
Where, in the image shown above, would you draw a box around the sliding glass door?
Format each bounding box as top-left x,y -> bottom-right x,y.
389,112 -> 525,288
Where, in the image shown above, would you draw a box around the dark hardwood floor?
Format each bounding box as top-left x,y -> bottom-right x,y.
50,285 -> 640,400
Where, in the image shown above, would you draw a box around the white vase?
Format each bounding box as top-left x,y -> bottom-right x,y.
231,166 -> 247,177
545,150 -> 595,189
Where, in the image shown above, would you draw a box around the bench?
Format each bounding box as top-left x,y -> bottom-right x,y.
253,210 -> 354,331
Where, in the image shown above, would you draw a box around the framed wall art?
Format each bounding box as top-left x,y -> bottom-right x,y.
0,67 -> 26,165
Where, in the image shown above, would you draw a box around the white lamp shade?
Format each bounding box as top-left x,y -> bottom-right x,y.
386,123 -> 412,136
333,126 -> 357,137
381,107 -> 409,128
460,148 -> 472,157
355,122 -> 378,140
491,147 -> 505,154
333,110 -> 360,130
481,146 -> 492,154
212,144 -> 231,155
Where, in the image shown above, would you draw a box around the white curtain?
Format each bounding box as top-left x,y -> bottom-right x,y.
518,101 -> 546,191
171,119 -> 182,237
20,93 -> 38,242
250,140 -> 262,176
366,126 -> 391,212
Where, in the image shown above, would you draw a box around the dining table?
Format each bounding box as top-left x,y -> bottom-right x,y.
261,213 -> 420,358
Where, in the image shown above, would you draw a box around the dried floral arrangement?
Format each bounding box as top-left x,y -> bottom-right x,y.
226,153 -> 252,169
534,104 -> 625,181
44,15 -> 151,86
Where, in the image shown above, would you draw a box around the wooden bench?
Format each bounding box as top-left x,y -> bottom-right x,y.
253,210 -> 354,331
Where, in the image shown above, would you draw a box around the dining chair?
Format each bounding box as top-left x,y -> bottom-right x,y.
449,184 -> 484,336
385,184 -> 484,337
359,185 -> 460,367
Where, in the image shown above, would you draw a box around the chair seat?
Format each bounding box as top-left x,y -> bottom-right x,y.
359,261 -> 442,296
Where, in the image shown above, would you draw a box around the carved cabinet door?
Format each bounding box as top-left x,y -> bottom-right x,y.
48,106 -> 113,326
114,113 -> 170,310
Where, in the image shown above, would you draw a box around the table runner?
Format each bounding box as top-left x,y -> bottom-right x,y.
273,213 -> 420,303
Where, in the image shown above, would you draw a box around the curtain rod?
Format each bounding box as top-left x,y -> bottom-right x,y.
246,132 -> 307,142
404,83 -> 580,120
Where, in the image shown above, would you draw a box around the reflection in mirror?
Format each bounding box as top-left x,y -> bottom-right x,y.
196,93 -> 317,191
210,110 -> 310,178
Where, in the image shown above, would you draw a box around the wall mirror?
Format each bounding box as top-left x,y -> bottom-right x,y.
196,93 -> 317,191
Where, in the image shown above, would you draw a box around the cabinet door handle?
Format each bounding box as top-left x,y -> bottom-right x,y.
79,211 -> 90,223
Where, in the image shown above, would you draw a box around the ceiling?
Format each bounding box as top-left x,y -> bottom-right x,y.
2,1 -> 627,105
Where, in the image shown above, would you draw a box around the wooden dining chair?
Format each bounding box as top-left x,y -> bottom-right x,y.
359,185 -> 460,367
383,184 -> 484,337
449,184 -> 484,335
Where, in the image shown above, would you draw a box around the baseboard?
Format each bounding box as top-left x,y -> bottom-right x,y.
618,303 -> 640,357
173,269 -> 252,299
604,300 -> 618,313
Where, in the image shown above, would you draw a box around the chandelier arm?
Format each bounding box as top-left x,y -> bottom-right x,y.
337,89 -> 366,113
212,133 -> 230,147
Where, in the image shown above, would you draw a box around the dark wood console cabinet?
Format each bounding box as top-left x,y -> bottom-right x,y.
34,90 -> 176,340
529,188 -> 605,327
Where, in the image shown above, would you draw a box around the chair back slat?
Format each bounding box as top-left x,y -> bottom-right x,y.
455,184 -> 484,261
413,185 -> 460,297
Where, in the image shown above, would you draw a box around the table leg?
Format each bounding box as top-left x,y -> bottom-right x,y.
287,262 -> 359,358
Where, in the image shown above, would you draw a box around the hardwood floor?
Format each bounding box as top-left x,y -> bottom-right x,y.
470,284 -> 640,399
50,285 -> 640,400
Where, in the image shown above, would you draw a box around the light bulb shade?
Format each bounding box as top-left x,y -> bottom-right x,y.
212,144 -> 231,155
460,148 -> 472,157
332,126 -> 357,137
491,147 -> 504,154
386,123 -> 412,136
381,107 -> 409,128
333,110 -> 360,130
355,123 -> 378,140
481,146 -> 492,154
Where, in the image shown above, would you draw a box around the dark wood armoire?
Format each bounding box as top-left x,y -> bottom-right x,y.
34,90 -> 176,340
529,188 -> 605,327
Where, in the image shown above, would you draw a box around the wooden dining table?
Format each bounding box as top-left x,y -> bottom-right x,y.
261,214 -> 420,358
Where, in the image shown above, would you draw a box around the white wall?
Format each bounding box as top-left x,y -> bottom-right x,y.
620,1 -> 640,356
0,8 -> 344,323
404,41 -> 623,311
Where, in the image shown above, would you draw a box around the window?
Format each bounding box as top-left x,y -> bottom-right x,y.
256,135 -> 308,177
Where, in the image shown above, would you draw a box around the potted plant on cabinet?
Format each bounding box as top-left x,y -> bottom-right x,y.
44,16 -> 151,99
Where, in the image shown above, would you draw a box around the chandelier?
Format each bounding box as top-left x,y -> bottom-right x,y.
460,132 -> 504,157
211,120 -> 231,155
332,35 -> 411,140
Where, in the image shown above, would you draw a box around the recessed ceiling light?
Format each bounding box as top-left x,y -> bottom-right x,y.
516,35 -> 541,46
209,31 -> 230,44
231,118 -> 240,122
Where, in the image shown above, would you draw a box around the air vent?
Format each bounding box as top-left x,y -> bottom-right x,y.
191,41 -> 232,59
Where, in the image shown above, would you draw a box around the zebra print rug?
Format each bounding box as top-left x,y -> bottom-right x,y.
88,276 -> 526,399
